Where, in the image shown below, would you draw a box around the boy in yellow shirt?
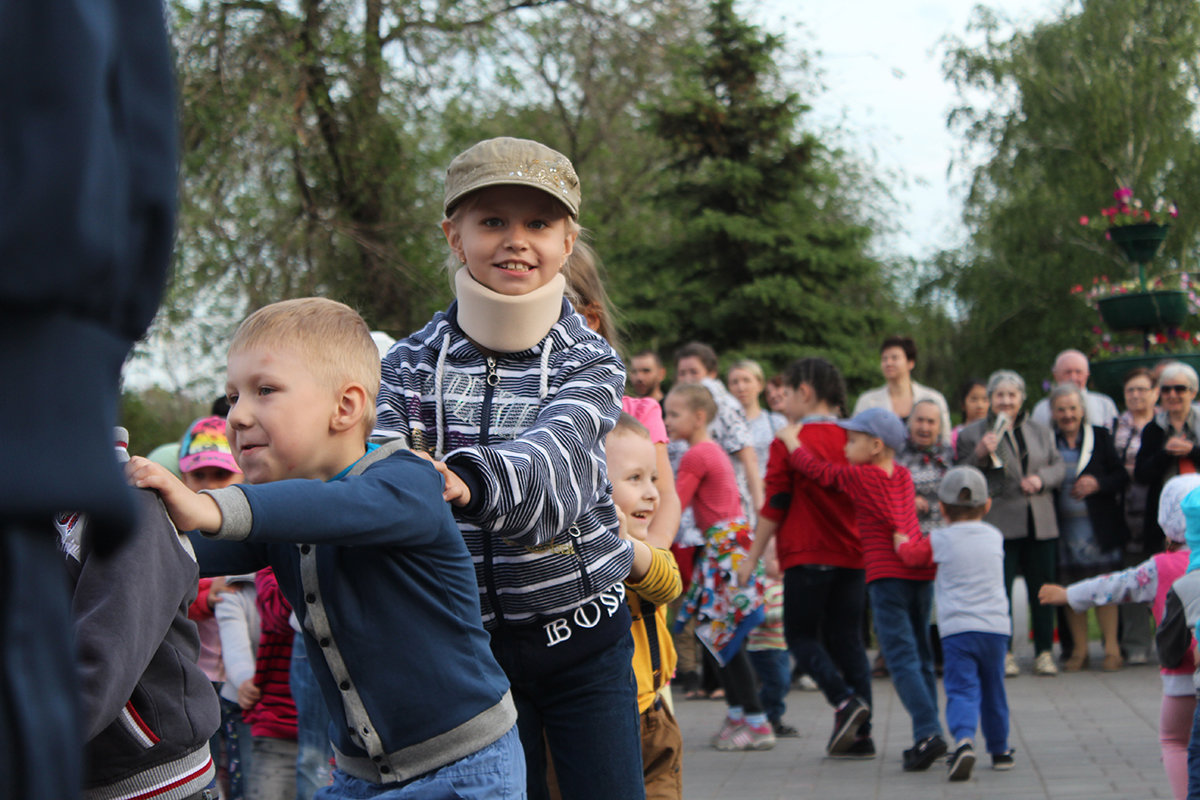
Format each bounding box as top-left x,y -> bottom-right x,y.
608,413 -> 684,799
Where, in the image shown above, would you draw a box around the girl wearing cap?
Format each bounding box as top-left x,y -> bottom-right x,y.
374,138 -> 643,800
1041,474 -> 1200,800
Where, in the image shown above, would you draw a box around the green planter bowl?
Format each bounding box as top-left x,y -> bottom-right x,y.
1109,223 -> 1169,263
1097,290 -> 1189,331
1091,353 -> 1200,401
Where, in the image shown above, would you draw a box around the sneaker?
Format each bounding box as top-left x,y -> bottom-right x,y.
1034,651 -> 1058,676
771,720 -> 800,738
1004,652 -> 1020,677
903,735 -> 949,772
710,717 -> 743,748
827,736 -> 876,760
947,742 -> 975,781
827,696 -> 870,755
715,722 -> 776,751
992,749 -> 1016,770
796,674 -> 820,691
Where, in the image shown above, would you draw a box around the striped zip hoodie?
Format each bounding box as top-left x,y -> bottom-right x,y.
376,299 -> 633,628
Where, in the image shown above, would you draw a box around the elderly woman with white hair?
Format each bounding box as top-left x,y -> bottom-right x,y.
955,370 -> 1065,677
1045,382 -> 1129,672
1136,362 -> 1200,557
1042,474 -> 1200,800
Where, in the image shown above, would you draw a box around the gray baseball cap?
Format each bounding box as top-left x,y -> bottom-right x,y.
937,466 -> 989,507
838,407 -> 907,452
443,137 -> 580,217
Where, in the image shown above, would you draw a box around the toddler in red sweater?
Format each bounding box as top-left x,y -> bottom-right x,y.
780,406 -> 948,772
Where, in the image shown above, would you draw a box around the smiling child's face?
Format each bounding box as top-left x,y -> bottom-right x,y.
224,344 -> 343,484
442,185 -> 577,297
606,431 -> 659,541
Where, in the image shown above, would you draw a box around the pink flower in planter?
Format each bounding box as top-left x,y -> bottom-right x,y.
1079,216 -> 1089,226
1114,187 -> 1134,201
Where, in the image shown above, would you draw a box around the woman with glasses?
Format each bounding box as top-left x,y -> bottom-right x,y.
1112,368 -> 1160,664
1135,362 -> 1200,560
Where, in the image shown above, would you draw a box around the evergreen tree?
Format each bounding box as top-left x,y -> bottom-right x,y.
634,0 -> 895,388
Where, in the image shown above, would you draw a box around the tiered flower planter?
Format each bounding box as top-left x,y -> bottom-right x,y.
1097,289 -> 1188,331
1087,222 -> 1192,399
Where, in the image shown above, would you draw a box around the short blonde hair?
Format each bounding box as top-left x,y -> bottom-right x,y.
727,359 -> 765,386
668,383 -> 718,424
229,297 -> 380,434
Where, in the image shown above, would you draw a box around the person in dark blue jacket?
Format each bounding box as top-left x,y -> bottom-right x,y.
1,1 -> 178,796
128,298 -> 522,799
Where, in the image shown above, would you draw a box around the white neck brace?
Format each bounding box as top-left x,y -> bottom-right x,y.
453,267 -> 566,353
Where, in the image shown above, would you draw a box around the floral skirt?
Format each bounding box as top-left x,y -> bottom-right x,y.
674,518 -> 765,666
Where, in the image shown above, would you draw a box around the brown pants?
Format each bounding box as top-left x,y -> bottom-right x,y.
641,697 -> 683,800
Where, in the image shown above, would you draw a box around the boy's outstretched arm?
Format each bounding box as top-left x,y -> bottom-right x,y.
126,456 -> 222,532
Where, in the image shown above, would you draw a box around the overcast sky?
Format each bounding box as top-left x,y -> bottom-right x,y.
752,0 -> 1063,261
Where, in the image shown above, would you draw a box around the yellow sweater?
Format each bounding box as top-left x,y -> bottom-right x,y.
626,547 -> 682,713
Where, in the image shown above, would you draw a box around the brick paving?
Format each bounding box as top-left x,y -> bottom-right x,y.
674,644 -> 1174,799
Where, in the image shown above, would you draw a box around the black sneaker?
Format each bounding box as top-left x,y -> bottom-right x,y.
828,736 -> 876,760
947,742 -> 975,781
771,720 -> 800,738
991,749 -> 1016,770
902,735 -> 948,772
827,696 -> 870,755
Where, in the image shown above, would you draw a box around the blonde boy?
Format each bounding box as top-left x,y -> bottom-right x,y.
128,297 -> 523,799
607,413 -> 684,798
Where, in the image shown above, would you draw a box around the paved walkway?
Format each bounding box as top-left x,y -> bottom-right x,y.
674,644 -> 1175,799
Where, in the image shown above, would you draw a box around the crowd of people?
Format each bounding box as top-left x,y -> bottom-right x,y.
41,133 -> 1200,800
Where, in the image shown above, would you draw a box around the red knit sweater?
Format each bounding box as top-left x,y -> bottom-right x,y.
788,445 -> 935,584
243,568 -> 298,740
760,423 -> 861,571
676,440 -> 743,532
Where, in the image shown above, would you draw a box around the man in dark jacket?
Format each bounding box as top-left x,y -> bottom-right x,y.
0,1 -> 177,796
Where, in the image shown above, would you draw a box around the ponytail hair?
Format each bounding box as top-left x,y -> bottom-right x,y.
783,357 -> 846,415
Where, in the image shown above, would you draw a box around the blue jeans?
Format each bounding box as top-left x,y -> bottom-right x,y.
748,649 -> 790,723
782,565 -> 872,723
868,578 -> 941,742
941,632 -> 1009,753
220,696 -> 254,799
489,628 -> 644,800
316,726 -> 523,800
291,633 -> 333,799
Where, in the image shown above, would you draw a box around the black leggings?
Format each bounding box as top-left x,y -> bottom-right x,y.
714,646 -> 763,714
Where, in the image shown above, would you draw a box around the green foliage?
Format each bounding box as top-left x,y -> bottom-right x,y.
937,0 -> 1200,396
120,389 -> 209,457
634,0 -> 895,391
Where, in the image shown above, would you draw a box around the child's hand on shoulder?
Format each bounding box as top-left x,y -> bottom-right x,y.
126,456 -> 223,532
776,423 -> 803,452
414,452 -> 472,507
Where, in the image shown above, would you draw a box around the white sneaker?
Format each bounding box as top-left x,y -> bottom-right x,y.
796,674 -> 819,691
711,717 -> 743,748
1004,652 -> 1020,677
1034,651 -> 1058,676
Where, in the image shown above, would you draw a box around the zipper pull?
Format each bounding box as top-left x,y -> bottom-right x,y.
486,357 -> 499,387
